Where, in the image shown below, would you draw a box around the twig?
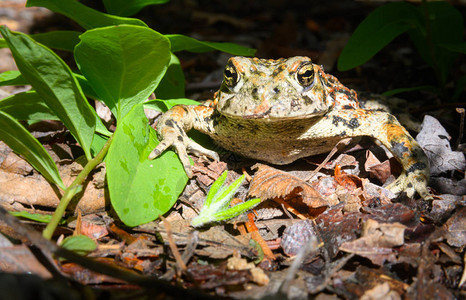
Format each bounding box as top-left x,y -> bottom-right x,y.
272,198 -> 307,220
279,233 -> 319,296
305,138 -> 352,182
43,135 -> 114,240
161,229 -> 199,282
0,206 -> 215,299
245,213 -> 275,259
455,108 -> 464,150
160,216 -> 187,276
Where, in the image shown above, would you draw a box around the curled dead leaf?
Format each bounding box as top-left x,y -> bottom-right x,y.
365,150 -> 392,184
339,219 -> 406,265
334,164 -> 361,192
248,164 -> 329,208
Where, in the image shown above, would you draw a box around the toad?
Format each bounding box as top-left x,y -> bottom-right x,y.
149,57 -> 431,200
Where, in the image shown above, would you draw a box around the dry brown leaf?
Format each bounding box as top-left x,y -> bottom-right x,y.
365,150 -> 391,184
79,222 -> 108,240
0,151 -> 34,175
339,219 -> 406,265
334,164 -> 361,192
150,219 -> 254,259
280,219 -> 321,257
444,207 -> 466,248
193,158 -> 228,186
249,164 -> 329,208
0,143 -> 105,213
0,235 -> 52,278
0,166 -> 105,214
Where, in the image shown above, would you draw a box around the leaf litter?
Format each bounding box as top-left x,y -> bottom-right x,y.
0,98 -> 465,299
0,3 -> 465,295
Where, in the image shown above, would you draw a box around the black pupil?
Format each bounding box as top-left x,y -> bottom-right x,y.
298,67 -> 314,86
301,70 -> 313,78
224,67 -> 237,85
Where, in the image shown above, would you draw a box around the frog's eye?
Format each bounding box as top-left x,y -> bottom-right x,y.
223,63 -> 239,87
296,63 -> 315,88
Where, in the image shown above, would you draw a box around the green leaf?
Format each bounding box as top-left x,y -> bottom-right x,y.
155,53 -> 185,99
381,85 -> 438,97
26,0 -> 147,30
216,173 -> 246,210
73,73 -> 100,100
10,211 -> 65,224
103,0 -> 169,17
440,42 -> 466,54
0,70 -> 28,86
0,81 -> 110,138
0,26 -> 96,160
0,91 -> 58,121
0,72 -> 111,138
0,111 -> 65,189
90,133 -> 109,157
408,1 -> 463,84
31,31 -> 81,52
60,235 -> 97,255
191,172 -> 260,227
107,104 -> 188,227
144,98 -> 200,113
2,31 -> 80,52
338,2 -> 418,71
167,34 -> 255,56
204,171 -> 228,208
211,198 -> 261,222
75,25 -> 171,120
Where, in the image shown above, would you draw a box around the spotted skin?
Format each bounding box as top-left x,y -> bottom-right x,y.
149,57 -> 431,200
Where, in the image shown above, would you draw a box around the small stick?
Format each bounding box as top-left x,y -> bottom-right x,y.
272,198 -> 307,220
245,213 -> 275,259
455,108 -> 464,150
160,216 -> 187,275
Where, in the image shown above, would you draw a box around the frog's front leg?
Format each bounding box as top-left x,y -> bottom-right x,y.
310,109 -> 432,200
148,105 -> 219,177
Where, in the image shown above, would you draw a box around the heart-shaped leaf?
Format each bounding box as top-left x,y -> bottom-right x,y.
75,25 -> 170,120
106,104 -> 188,226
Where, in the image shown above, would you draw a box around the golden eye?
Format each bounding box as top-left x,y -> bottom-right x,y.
223,62 -> 239,87
296,63 -> 314,87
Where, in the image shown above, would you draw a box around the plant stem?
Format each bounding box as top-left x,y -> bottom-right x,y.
42,134 -> 113,240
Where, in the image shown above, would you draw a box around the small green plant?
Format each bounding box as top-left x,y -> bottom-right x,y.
60,235 -> 97,256
191,171 -> 261,228
0,0 -> 255,237
338,0 -> 465,100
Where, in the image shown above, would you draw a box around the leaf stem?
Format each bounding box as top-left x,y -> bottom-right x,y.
42,134 -> 113,240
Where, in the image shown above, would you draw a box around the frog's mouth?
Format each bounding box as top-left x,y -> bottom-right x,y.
222,109 -> 327,121
217,91 -> 330,120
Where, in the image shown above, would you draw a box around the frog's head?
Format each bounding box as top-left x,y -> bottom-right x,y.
215,56 -> 355,120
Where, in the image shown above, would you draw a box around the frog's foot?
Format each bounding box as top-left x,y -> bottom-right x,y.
386,171 -> 432,201
148,127 -> 219,178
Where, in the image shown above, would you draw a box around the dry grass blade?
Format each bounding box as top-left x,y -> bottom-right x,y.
248,164 -> 330,208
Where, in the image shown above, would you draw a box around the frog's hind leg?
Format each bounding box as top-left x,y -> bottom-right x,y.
315,109 -> 432,200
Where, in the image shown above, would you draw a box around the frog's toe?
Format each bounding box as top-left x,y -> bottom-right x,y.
173,142 -> 193,178
149,140 -> 172,160
148,134 -> 193,177
386,172 -> 432,201
187,141 -> 220,161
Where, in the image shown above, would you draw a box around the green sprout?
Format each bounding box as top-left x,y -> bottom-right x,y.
191,171 -> 261,228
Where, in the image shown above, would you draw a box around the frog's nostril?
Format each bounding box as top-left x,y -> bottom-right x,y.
252,88 -> 258,95
273,87 -> 280,94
